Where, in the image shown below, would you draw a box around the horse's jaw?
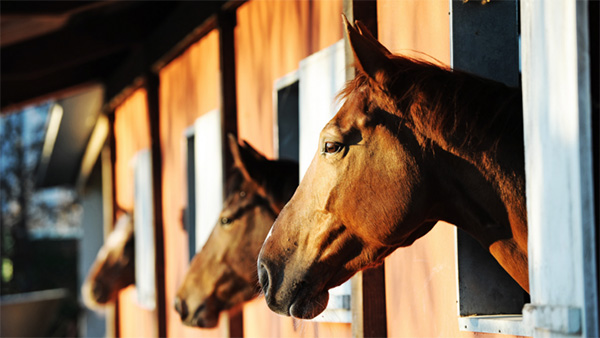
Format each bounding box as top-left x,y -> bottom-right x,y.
289,287 -> 330,319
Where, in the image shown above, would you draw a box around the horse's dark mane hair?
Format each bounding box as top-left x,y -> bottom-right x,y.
340,55 -> 523,159
261,159 -> 299,205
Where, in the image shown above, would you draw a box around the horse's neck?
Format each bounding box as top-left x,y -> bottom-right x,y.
431,147 -> 529,290
430,139 -> 529,291
409,72 -> 527,241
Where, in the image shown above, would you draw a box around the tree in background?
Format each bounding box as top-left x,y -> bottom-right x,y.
0,104 -> 49,294
1,102 -> 82,296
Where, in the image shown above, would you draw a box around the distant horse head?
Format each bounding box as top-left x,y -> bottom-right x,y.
82,212 -> 135,309
175,135 -> 298,328
257,17 -> 528,319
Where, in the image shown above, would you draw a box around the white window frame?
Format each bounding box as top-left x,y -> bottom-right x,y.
193,109 -> 224,252
520,1 -> 598,337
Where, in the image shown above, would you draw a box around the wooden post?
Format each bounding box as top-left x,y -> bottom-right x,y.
144,73 -> 167,338
521,1 -> 598,336
218,9 -> 239,174
343,2 -> 387,338
106,111 -> 120,338
217,9 -> 243,338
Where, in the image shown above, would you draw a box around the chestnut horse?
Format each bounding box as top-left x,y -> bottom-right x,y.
82,212 -> 135,309
258,18 -> 528,319
175,135 -> 298,327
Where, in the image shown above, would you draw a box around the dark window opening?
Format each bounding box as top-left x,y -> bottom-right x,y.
277,80 -> 300,162
452,0 -> 529,319
185,133 -> 196,262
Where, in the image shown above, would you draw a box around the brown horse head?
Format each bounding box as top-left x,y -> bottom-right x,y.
175,135 -> 298,328
82,212 -> 135,309
257,17 -> 528,319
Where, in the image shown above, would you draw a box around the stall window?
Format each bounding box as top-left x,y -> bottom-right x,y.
183,109 -> 223,262
451,0 -> 530,335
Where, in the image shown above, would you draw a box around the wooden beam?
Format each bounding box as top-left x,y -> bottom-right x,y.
106,110 -> 120,338
217,9 -> 243,338
227,307 -> 244,338
218,9 -> 239,178
344,2 -> 387,338
144,73 -> 167,338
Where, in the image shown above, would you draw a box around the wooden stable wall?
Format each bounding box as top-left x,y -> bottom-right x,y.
236,0 -> 344,158
113,89 -> 157,338
159,30 -> 222,338
113,31 -> 223,338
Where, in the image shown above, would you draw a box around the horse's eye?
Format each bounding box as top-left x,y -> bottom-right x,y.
324,142 -> 342,154
239,191 -> 246,198
220,217 -> 232,226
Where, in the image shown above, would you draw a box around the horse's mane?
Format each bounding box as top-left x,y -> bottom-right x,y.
340,55 -> 523,160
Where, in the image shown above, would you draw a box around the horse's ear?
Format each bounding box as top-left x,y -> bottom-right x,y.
343,15 -> 394,84
227,133 -> 267,183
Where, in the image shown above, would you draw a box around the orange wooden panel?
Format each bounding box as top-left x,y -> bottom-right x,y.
118,287 -> 157,337
159,29 -> 225,338
114,88 -> 151,212
235,0 -> 344,159
244,297 -> 352,338
377,0 -> 451,65
113,89 -> 156,337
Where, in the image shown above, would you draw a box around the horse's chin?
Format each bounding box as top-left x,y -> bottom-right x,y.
192,316 -> 219,329
289,290 -> 329,319
184,311 -> 219,328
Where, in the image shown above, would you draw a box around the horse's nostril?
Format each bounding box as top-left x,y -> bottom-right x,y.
175,297 -> 188,320
257,261 -> 271,295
